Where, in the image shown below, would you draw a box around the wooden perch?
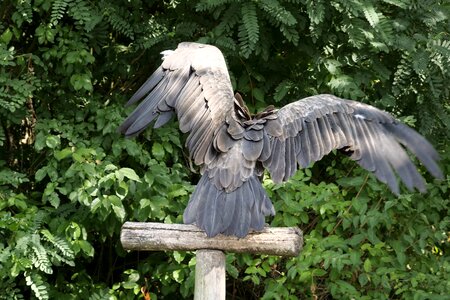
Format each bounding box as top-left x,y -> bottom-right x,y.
121,222 -> 303,257
121,222 -> 303,299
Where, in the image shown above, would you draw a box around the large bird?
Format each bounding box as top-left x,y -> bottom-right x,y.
119,42 -> 443,238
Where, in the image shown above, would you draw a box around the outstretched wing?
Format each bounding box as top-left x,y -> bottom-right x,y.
262,94 -> 443,194
119,42 -> 235,165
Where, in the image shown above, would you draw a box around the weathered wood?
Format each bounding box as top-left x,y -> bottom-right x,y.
120,222 -> 303,257
194,250 -> 226,300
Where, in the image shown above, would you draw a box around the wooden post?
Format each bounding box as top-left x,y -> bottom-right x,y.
120,222 -> 303,299
195,250 -> 225,300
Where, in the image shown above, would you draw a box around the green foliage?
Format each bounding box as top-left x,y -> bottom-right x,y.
1,0 -> 449,299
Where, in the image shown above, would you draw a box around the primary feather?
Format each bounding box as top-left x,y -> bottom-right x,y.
119,42 -> 443,238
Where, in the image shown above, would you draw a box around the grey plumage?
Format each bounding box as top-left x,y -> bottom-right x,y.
119,42 -> 443,238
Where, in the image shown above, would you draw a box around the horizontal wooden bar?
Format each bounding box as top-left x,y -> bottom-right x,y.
120,222 -> 303,257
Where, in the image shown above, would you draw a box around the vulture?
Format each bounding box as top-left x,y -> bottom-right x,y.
119,42 -> 443,238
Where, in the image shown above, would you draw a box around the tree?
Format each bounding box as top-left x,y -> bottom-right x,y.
0,0 -> 448,299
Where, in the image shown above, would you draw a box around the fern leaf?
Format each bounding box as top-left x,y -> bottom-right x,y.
328,74 -> 365,99
31,234 -> 53,274
215,4 -> 240,35
195,0 -> 229,12
430,39 -> 450,72
50,0 -> 70,25
175,22 -> 199,37
274,80 -> 294,102
280,25 -> 299,46
392,54 -> 414,96
305,0 -> 325,25
342,19 -> 368,49
25,271 -> 49,300
258,0 -> 297,26
396,35 -> 416,52
412,50 -> 429,75
215,36 -> 237,51
241,2 -> 259,44
11,0 -> 33,27
103,6 -> 134,39
15,236 -> 30,253
68,0 -> 102,32
0,278 -> 25,300
41,230 -> 75,261
29,210 -> 47,232
421,6 -> 448,28
376,16 -> 394,44
239,2 -> 259,58
381,0 -> 408,9
428,71 -> 444,98
363,4 -> 379,27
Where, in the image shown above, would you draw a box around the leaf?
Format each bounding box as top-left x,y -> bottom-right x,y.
78,240 -> 94,257
173,251 -> 184,263
363,258 -> 372,272
54,148 -> 72,160
117,168 -> 141,182
337,176 -> 365,187
312,268 -> 327,276
282,213 -> 297,226
152,142 -> 165,160
45,135 -> 60,149
391,241 -> 407,266
35,167 -> 47,182
358,273 -> 369,286
253,87 -> 265,102
70,73 -> 93,91
227,263 -> 239,279
48,193 -> 60,208
1,28 -> 13,45
349,250 -> 361,266
109,195 -> 126,221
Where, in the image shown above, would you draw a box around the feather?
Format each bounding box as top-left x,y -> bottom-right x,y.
244,128 -> 264,141
183,174 -> 209,224
299,120 -> 312,167
126,67 -> 165,106
385,123 -> 443,179
353,118 -> 377,172
154,111 -> 174,128
242,139 -> 263,161
284,137 -> 293,180
259,132 -> 272,161
316,115 -> 332,152
248,178 -> 264,230
178,91 -> 205,132
192,125 -> 216,165
271,139 -> 286,183
215,125 -> 235,152
202,187 -> 225,237
265,119 -> 283,137
226,117 -> 245,138
222,189 -> 237,230
219,168 -> 233,190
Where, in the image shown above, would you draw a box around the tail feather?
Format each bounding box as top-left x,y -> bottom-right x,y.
183,172 -> 275,238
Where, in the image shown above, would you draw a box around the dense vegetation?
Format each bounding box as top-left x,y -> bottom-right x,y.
1,0 -> 449,299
